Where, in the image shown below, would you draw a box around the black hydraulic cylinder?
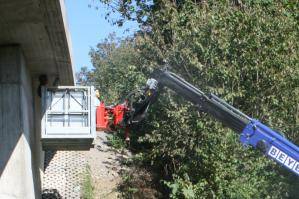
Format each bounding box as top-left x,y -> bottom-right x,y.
153,70 -> 250,133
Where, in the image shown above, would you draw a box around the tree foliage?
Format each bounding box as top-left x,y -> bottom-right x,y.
76,66 -> 95,86
90,33 -> 148,104
91,0 -> 299,198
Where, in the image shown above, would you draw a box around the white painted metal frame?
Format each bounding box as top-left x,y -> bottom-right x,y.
41,86 -> 96,139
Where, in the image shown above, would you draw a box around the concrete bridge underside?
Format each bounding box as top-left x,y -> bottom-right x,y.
0,0 -> 74,85
0,0 -> 74,198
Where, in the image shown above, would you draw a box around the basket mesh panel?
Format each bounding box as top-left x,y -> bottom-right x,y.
42,150 -> 87,199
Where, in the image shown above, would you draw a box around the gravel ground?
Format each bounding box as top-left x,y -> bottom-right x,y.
85,131 -> 131,199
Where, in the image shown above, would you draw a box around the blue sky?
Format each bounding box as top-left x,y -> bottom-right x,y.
65,0 -> 139,72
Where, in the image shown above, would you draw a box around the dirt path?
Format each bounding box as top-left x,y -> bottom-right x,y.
85,131 -> 131,199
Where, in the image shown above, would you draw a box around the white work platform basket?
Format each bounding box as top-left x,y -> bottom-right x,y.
41,86 -> 96,150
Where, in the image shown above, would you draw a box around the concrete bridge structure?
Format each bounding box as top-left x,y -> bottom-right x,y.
0,0 -> 75,198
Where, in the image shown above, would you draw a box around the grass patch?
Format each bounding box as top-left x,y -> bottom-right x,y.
82,165 -> 94,199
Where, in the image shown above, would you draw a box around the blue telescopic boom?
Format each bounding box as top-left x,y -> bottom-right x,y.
241,120 -> 299,176
150,70 -> 299,176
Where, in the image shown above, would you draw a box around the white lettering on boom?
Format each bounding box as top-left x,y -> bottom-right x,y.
267,146 -> 298,174
285,156 -> 296,169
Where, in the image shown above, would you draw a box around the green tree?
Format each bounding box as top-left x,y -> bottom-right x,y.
90,33 -> 147,104
93,1 -> 299,198
76,66 -> 95,86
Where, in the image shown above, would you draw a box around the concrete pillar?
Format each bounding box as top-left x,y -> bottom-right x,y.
32,76 -> 45,190
0,45 -> 37,199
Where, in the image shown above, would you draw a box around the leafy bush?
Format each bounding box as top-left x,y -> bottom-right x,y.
107,133 -> 126,149
91,1 -> 298,197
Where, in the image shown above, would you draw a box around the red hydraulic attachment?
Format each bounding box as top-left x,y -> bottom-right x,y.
96,101 -> 130,141
95,79 -> 156,141
96,102 -> 109,131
